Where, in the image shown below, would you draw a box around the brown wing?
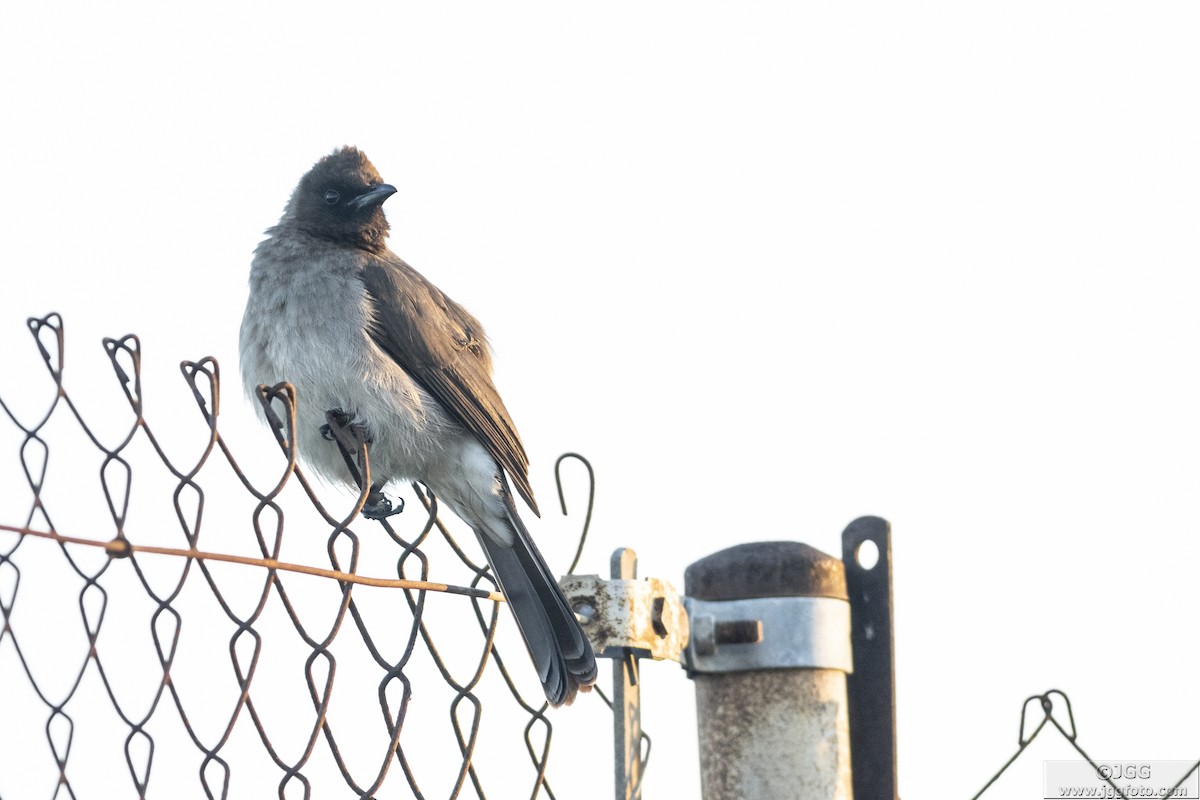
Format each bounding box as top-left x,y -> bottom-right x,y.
359,256 -> 539,515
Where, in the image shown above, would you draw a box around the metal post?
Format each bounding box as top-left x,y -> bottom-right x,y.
561,548 -> 686,799
685,542 -> 854,800
612,547 -> 642,800
842,517 -> 898,800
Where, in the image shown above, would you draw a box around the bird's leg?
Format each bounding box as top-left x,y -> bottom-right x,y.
321,409 -> 401,520
362,484 -> 404,520
320,408 -> 355,442
322,408 -> 370,496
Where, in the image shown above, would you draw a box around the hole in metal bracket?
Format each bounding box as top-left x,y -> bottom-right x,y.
573,601 -> 596,624
651,597 -> 668,638
854,539 -> 880,570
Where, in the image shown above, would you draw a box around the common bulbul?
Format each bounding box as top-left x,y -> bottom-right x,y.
239,146 -> 597,706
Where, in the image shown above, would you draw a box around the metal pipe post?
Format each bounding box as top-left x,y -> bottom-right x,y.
685,542 -> 854,800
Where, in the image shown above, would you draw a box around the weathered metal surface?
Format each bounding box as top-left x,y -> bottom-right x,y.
559,569 -> 688,663
694,670 -> 853,800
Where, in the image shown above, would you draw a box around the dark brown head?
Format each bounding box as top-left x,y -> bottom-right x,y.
283,146 -> 396,251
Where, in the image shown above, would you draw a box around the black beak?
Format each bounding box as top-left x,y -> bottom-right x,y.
347,183 -> 397,211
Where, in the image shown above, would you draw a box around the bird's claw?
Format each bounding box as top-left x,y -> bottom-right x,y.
319,423 -> 335,441
362,492 -> 404,520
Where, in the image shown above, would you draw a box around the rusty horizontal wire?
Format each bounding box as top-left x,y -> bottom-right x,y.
1,523 -> 507,601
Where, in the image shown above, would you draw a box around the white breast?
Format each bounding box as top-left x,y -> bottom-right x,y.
239,235 -> 461,488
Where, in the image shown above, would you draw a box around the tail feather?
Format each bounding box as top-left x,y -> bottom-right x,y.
475,497 -> 598,706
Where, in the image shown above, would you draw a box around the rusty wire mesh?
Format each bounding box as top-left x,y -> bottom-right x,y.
0,313 -> 636,799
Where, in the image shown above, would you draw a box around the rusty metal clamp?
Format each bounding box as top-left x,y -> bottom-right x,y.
559,570 -> 689,662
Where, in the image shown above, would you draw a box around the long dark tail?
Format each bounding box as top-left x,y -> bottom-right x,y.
475,496 -> 598,707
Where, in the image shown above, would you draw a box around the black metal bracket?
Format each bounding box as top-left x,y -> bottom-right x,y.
842,516 -> 899,800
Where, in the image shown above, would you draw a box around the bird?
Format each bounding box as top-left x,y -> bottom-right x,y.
239,146 -> 597,706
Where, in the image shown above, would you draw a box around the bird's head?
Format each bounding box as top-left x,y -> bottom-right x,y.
284,146 -> 397,251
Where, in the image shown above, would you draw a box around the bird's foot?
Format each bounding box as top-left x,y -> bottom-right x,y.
362,488 -> 404,520
320,408 -> 354,441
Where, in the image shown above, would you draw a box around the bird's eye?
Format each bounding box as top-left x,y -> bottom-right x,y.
324,190 -> 340,206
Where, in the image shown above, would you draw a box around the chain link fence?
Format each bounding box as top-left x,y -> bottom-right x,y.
0,313 -> 634,799
973,690 -> 1199,800
4,314 -> 1196,800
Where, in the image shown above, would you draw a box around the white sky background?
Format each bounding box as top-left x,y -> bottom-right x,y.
1,1 -> 1198,798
